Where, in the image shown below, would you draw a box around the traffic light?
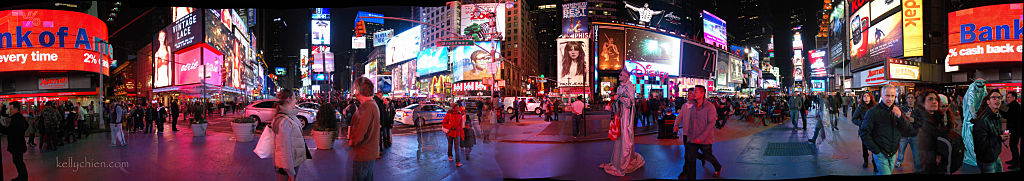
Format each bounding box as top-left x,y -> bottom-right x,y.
355,20 -> 366,37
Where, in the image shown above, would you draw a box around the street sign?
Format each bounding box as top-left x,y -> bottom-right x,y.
438,39 -> 474,47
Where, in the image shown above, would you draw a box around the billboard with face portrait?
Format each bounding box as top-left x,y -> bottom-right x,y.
557,38 -> 589,87
454,42 -> 501,81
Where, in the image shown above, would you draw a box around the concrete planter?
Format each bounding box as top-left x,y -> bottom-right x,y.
192,123 -> 208,137
313,130 -> 335,150
231,122 -> 255,142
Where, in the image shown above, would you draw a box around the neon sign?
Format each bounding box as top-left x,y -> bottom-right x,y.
39,77 -> 68,89
627,59 -> 670,80
0,10 -> 112,75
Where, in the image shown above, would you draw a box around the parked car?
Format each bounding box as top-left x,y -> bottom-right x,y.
394,104 -> 447,126
501,97 -> 542,115
244,99 -> 317,128
297,102 -> 342,122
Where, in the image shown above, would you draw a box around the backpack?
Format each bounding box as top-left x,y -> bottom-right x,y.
936,131 -> 965,173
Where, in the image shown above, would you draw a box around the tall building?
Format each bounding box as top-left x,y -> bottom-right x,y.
733,0 -> 774,55
418,2 -> 461,49
530,1 -> 560,93
501,0 -> 540,97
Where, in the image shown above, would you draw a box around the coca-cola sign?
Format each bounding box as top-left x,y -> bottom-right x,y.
39,77 -> 69,89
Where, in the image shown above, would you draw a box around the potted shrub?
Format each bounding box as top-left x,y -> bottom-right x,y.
313,103 -> 339,149
231,117 -> 256,142
191,117 -> 208,137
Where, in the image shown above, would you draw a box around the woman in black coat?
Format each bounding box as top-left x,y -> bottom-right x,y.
853,92 -> 877,171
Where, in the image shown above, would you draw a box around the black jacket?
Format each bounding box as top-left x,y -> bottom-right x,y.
913,107 -> 951,174
1002,101 -> 1020,133
859,103 -> 913,156
898,104 -> 921,137
1,112 -> 28,153
146,107 -> 157,121
852,103 -> 873,127
971,108 -> 1004,163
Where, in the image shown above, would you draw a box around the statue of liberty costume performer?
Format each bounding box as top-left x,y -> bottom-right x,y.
600,69 -> 645,176
961,79 -> 986,166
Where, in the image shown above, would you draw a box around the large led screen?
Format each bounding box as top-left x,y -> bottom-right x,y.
849,5 -> 870,66
829,0 -> 846,62
461,3 -> 506,41
312,20 -> 331,45
386,26 -> 421,66
174,47 -> 203,85
417,46 -> 448,76
903,0 -> 924,57
453,42 -> 501,81
202,47 -> 223,86
809,49 -> 827,77
625,29 -> 680,77
702,10 -> 728,50
947,3 -> 1023,65
558,38 -> 590,87
863,14 -> 903,69
870,0 -> 900,20
0,10 -> 112,76
391,60 -> 417,92
597,26 -> 625,70
680,41 -> 716,79
154,29 -> 174,88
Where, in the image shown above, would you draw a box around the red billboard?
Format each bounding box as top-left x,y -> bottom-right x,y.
0,9 -> 111,75
947,3 -> 1023,65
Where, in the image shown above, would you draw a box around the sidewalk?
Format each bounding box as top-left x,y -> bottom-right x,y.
492,112 -> 659,143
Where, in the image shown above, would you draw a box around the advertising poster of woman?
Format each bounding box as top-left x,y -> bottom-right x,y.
558,38 -> 589,87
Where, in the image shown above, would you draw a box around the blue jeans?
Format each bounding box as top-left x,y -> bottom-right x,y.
353,161 -> 374,181
978,158 -> 1003,173
896,137 -> 919,169
790,110 -> 800,128
873,152 -> 897,175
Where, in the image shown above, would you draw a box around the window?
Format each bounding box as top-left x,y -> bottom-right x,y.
254,101 -> 277,108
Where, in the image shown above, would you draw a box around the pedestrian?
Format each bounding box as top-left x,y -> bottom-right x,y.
42,102 -> 62,150
145,103 -> 156,133
599,70 -> 645,177
381,99 -> 394,148
859,85 -> 915,175
789,93 -> 805,131
112,101 -> 127,146
714,97 -> 730,129
348,77 -> 380,180
517,98 -> 526,121
809,94 -> 829,144
76,102 -> 87,140
0,101 -> 29,181
442,103 -> 465,167
1000,92 -> 1020,169
895,93 -> 920,170
171,99 -> 180,132
802,93 -> 812,130
911,90 -> 953,174
972,89 -> 1010,173
543,98 -> 552,122
572,96 -> 586,137
830,93 -> 841,130
675,85 -> 721,179
271,89 -> 311,181
373,92 -> 387,159
853,92 -> 876,172
157,103 -> 167,133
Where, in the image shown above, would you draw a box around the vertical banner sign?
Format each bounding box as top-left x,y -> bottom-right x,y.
562,2 -> 589,38
557,38 -> 589,87
902,0 -> 923,57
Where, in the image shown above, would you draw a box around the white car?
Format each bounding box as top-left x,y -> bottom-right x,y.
502,97 -> 542,115
394,104 -> 447,126
244,99 -> 316,128
297,102 -> 343,122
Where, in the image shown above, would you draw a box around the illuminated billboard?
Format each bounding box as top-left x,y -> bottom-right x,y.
372,29 -> 393,47
174,47 -> 203,85
386,26 -> 421,66
902,0 -> 923,57
811,79 -> 826,92
275,67 -> 286,75
849,5 -> 870,65
453,41 -> 501,81
946,3 -> 1023,65
597,26 -> 625,70
0,10 -> 112,75
562,2 -> 590,37
391,60 -> 417,92
829,0 -> 846,62
625,29 -> 680,77
558,38 -> 590,87
417,46 -> 449,76
865,14 -> 903,68
701,10 -> 728,50
312,20 -> 331,45
461,3 -> 506,41
809,49 -> 827,77
680,40 -> 715,79
886,58 -> 920,80
870,0 -> 900,20
354,11 -> 382,25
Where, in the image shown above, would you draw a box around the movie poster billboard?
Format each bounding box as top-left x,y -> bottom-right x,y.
454,42 -> 501,81
597,26 -> 625,70
562,2 -> 589,37
729,56 -> 743,83
865,14 -> 903,68
702,10 -> 728,50
680,40 -> 715,79
461,3 -> 506,41
849,4 -> 870,67
417,46 -> 449,76
829,0 -> 846,62
946,3 -> 1023,65
715,57 -> 729,87
557,38 -> 589,87
625,29 -> 680,77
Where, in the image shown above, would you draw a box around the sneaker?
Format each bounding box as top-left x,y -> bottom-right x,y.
713,169 -> 722,177
456,162 -> 463,167
807,139 -> 815,144
449,156 -> 453,161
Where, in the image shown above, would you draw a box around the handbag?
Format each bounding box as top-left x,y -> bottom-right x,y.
254,125 -> 275,159
608,116 -> 620,140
